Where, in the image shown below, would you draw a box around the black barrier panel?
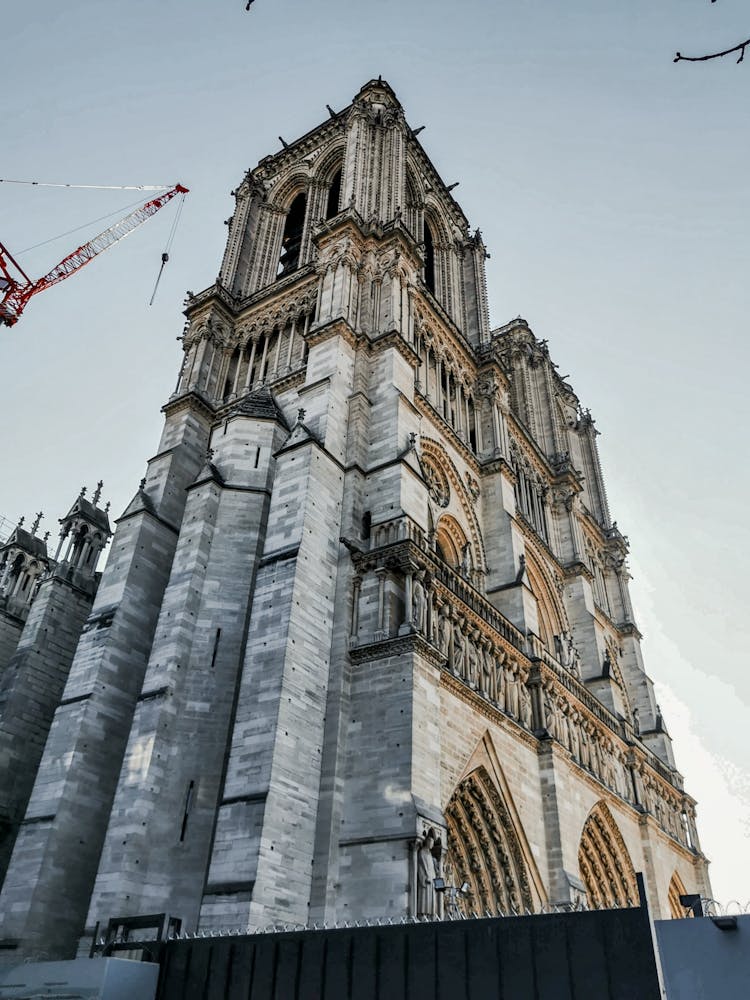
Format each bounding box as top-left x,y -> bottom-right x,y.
155,908 -> 661,1000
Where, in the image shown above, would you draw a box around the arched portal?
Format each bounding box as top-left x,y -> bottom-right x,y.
668,871 -> 691,919
578,801 -> 638,908
444,767 -> 533,915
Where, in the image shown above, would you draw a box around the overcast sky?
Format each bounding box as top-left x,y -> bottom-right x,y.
1,0 -> 748,904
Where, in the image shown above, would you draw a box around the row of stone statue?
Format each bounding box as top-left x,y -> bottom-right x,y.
542,685 -> 631,797
420,589 -> 535,729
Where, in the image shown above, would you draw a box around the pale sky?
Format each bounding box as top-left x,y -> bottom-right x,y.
1,0 -> 748,904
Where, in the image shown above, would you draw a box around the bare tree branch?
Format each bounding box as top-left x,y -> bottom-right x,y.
675,38 -> 750,64
674,0 -> 749,64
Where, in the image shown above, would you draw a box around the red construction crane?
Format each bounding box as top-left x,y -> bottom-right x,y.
0,183 -> 188,327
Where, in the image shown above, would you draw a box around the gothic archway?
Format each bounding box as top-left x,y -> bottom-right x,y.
444,767 -> 533,915
434,514 -> 466,571
668,871 -> 691,919
523,545 -> 566,649
578,801 -> 638,909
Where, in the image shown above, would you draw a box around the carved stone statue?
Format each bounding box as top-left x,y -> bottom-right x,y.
412,571 -> 427,633
466,630 -> 480,688
481,642 -> 497,702
452,620 -> 465,678
417,830 -> 437,917
506,661 -> 520,719
580,723 -> 590,768
569,711 -> 580,760
496,650 -> 507,711
519,670 -> 532,729
437,608 -> 451,659
558,703 -> 570,750
543,690 -> 558,739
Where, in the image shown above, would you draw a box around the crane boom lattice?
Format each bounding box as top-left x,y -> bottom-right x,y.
0,184 -> 188,327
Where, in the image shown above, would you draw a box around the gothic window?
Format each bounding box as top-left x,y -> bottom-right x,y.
277,192 -> 306,277
578,801 -> 638,909
325,168 -> 342,220
434,515 -> 468,573
444,768 -> 533,915
512,457 -> 549,543
467,396 -> 477,452
423,220 -> 436,295
423,457 -> 450,508
70,526 -> 89,566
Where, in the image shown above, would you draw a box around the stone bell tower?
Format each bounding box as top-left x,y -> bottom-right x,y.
0,80 -> 709,962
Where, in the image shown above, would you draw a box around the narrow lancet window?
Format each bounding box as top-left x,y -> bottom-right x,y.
325,168 -> 342,220
424,221 -> 436,295
277,193 -> 306,277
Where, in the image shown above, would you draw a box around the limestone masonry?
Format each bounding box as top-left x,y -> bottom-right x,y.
0,79 -> 709,961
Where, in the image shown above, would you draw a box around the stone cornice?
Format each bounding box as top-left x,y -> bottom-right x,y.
307,316 -> 360,352
370,329 -> 421,368
162,389 -> 216,422
349,631 -> 444,667
183,282 -> 239,321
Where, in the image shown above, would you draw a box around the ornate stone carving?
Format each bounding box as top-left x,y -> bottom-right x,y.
445,767 -> 533,916
423,455 -> 450,507
578,802 -> 638,909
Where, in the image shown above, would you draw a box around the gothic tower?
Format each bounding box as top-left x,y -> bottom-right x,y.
0,491 -> 111,886
0,80 -> 709,961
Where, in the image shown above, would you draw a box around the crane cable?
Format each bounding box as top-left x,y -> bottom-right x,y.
0,178 -> 172,192
149,191 -> 187,306
1,177 -> 187,305
17,194 -> 156,255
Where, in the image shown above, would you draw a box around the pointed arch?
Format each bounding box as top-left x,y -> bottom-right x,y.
578,801 -> 638,909
444,766 -> 533,915
420,438 -> 487,575
523,545 -> 566,648
668,870 -> 691,919
434,514 -> 465,570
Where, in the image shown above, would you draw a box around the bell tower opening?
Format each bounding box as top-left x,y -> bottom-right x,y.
325,168 -> 342,220
424,220 -> 436,294
277,192 -> 306,277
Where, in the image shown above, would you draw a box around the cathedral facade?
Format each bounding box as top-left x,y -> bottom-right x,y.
0,79 -> 709,961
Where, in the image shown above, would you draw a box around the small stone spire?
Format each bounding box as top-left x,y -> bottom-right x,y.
31,512 -> 44,535
139,477 -> 147,491
92,481 -> 103,506
206,446 -> 215,463
79,486 -> 87,498
104,502 -> 111,514
16,515 -> 25,529
43,531 -> 50,543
